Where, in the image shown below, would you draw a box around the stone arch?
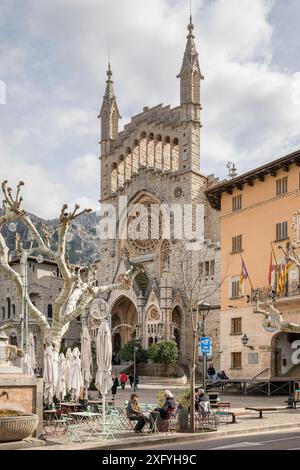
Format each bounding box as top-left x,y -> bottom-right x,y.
271,331 -> 300,377
192,70 -> 200,104
109,295 -> 138,355
140,132 -> 147,166
118,155 -> 125,187
172,137 -> 179,171
155,135 -> 162,169
163,136 -> 171,171
132,139 -> 139,174
111,162 -> 118,192
147,133 -> 154,166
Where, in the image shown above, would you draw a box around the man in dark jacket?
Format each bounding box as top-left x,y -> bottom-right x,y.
126,393 -> 148,432
149,390 -> 176,430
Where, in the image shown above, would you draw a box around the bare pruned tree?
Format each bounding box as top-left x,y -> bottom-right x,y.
0,181 -> 139,350
171,241 -> 226,433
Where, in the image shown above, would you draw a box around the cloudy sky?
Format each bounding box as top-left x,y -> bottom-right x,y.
1,0 -> 300,218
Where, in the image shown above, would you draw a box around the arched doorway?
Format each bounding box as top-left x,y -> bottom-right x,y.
271,332 -> 300,377
110,296 -> 137,356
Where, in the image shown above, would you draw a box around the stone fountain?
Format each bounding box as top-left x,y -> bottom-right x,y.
0,332 -> 42,442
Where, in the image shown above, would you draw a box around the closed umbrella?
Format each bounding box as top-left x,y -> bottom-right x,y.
95,317 -> 113,431
23,352 -> 33,375
69,347 -> 83,401
27,332 -> 36,371
56,353 -> 66,401
65,347 -> 72,393
43,345 -> 55,405
81,325 -> 93,399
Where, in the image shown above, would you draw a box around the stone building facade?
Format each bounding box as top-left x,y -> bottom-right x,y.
0,256 -> 82,367
96,17 -> 221,370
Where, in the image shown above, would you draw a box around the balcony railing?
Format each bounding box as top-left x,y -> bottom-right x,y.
251,280 -> 300,302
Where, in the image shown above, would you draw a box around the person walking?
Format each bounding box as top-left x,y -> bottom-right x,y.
111,374 -> 119,401
207,363 -> 216,381
129,373 -> 134,388
126,393 -> 148,433
120,372 -> 128,390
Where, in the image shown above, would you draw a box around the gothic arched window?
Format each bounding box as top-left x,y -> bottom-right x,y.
6,298 -> 11,319
47,304 -> 53,318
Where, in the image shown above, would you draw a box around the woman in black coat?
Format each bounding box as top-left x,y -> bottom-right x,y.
111,374 -> 119,400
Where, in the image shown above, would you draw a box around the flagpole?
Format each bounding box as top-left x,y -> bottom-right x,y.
239,253 -> 254,290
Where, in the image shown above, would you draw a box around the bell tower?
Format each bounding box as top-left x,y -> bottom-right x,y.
177,16 -> 204,172
98,62 -> 121,156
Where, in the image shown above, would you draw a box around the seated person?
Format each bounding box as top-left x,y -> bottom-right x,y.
149,390 -> 177,430
195,388 -> 211,416
217,370 -> 228,380
126,393 -> 148,433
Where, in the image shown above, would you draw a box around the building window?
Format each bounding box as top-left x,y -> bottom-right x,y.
77,315 -> 81,323
47,304 -> 53,318
231,352 -> 242,369
210,260 -> 215,276
12,304 -> 16,316
232,235 -> 242,253
6,298 -> 11,319
231,280 -> 240,299
1,306 -> 4,320
205,261 -> 210,276
276,221 -> 288,241
232,195 -> 242,212
276,176 -> 288,196
231,317 -> 242,334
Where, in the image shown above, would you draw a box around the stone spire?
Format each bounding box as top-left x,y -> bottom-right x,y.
177,15 -> 203,107
98,62 -> 121,150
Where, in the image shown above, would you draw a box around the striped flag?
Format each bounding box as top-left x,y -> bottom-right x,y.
239,258 -> 249,295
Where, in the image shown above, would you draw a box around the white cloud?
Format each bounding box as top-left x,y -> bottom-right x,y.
0,0 -> 299,218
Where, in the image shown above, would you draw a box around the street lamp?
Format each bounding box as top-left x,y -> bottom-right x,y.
133,341 -> 139,392
241,333 -> 254,350
197,302 -> 211,393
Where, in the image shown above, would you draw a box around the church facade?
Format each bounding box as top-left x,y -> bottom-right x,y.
96,18 -> 221,369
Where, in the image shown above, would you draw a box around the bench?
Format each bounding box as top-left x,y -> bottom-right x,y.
245,407 -> 277,419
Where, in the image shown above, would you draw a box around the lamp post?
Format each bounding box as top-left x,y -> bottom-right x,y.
133,342 -> 139,392
198,302 -> 211,393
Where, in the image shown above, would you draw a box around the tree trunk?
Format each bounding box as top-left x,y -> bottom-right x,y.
189,330 -> 197,433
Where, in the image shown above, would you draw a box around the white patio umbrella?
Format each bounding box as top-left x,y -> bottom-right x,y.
56,353 -> 66,401
95,317 -> 113,431
27,332 -> 36,371
65,347 -> 72,393
43,345 -> 55,405
22,352 -> 33,375
69,347 -> 83,401
81,325 -> 93,399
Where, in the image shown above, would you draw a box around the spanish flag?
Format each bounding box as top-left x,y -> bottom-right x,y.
239,258 -> 249,296
277,260 -> 292,295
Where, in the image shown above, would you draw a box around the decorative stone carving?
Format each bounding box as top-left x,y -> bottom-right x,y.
147,306 -> 160,321
174,186 -> 183,198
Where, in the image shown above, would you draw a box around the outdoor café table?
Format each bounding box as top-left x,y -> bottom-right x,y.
43,409 -> 67,435
60,402 -> 82,413
69,412 -> 103,441
87,400 -> 104,412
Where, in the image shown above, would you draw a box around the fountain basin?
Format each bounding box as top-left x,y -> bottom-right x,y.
0,412 -> 39,442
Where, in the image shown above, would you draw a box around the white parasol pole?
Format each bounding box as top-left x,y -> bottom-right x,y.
103,393 -> 106,433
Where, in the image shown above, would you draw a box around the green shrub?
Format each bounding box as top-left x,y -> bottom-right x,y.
148,341 -> 178,365
119,340 -> 149,363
